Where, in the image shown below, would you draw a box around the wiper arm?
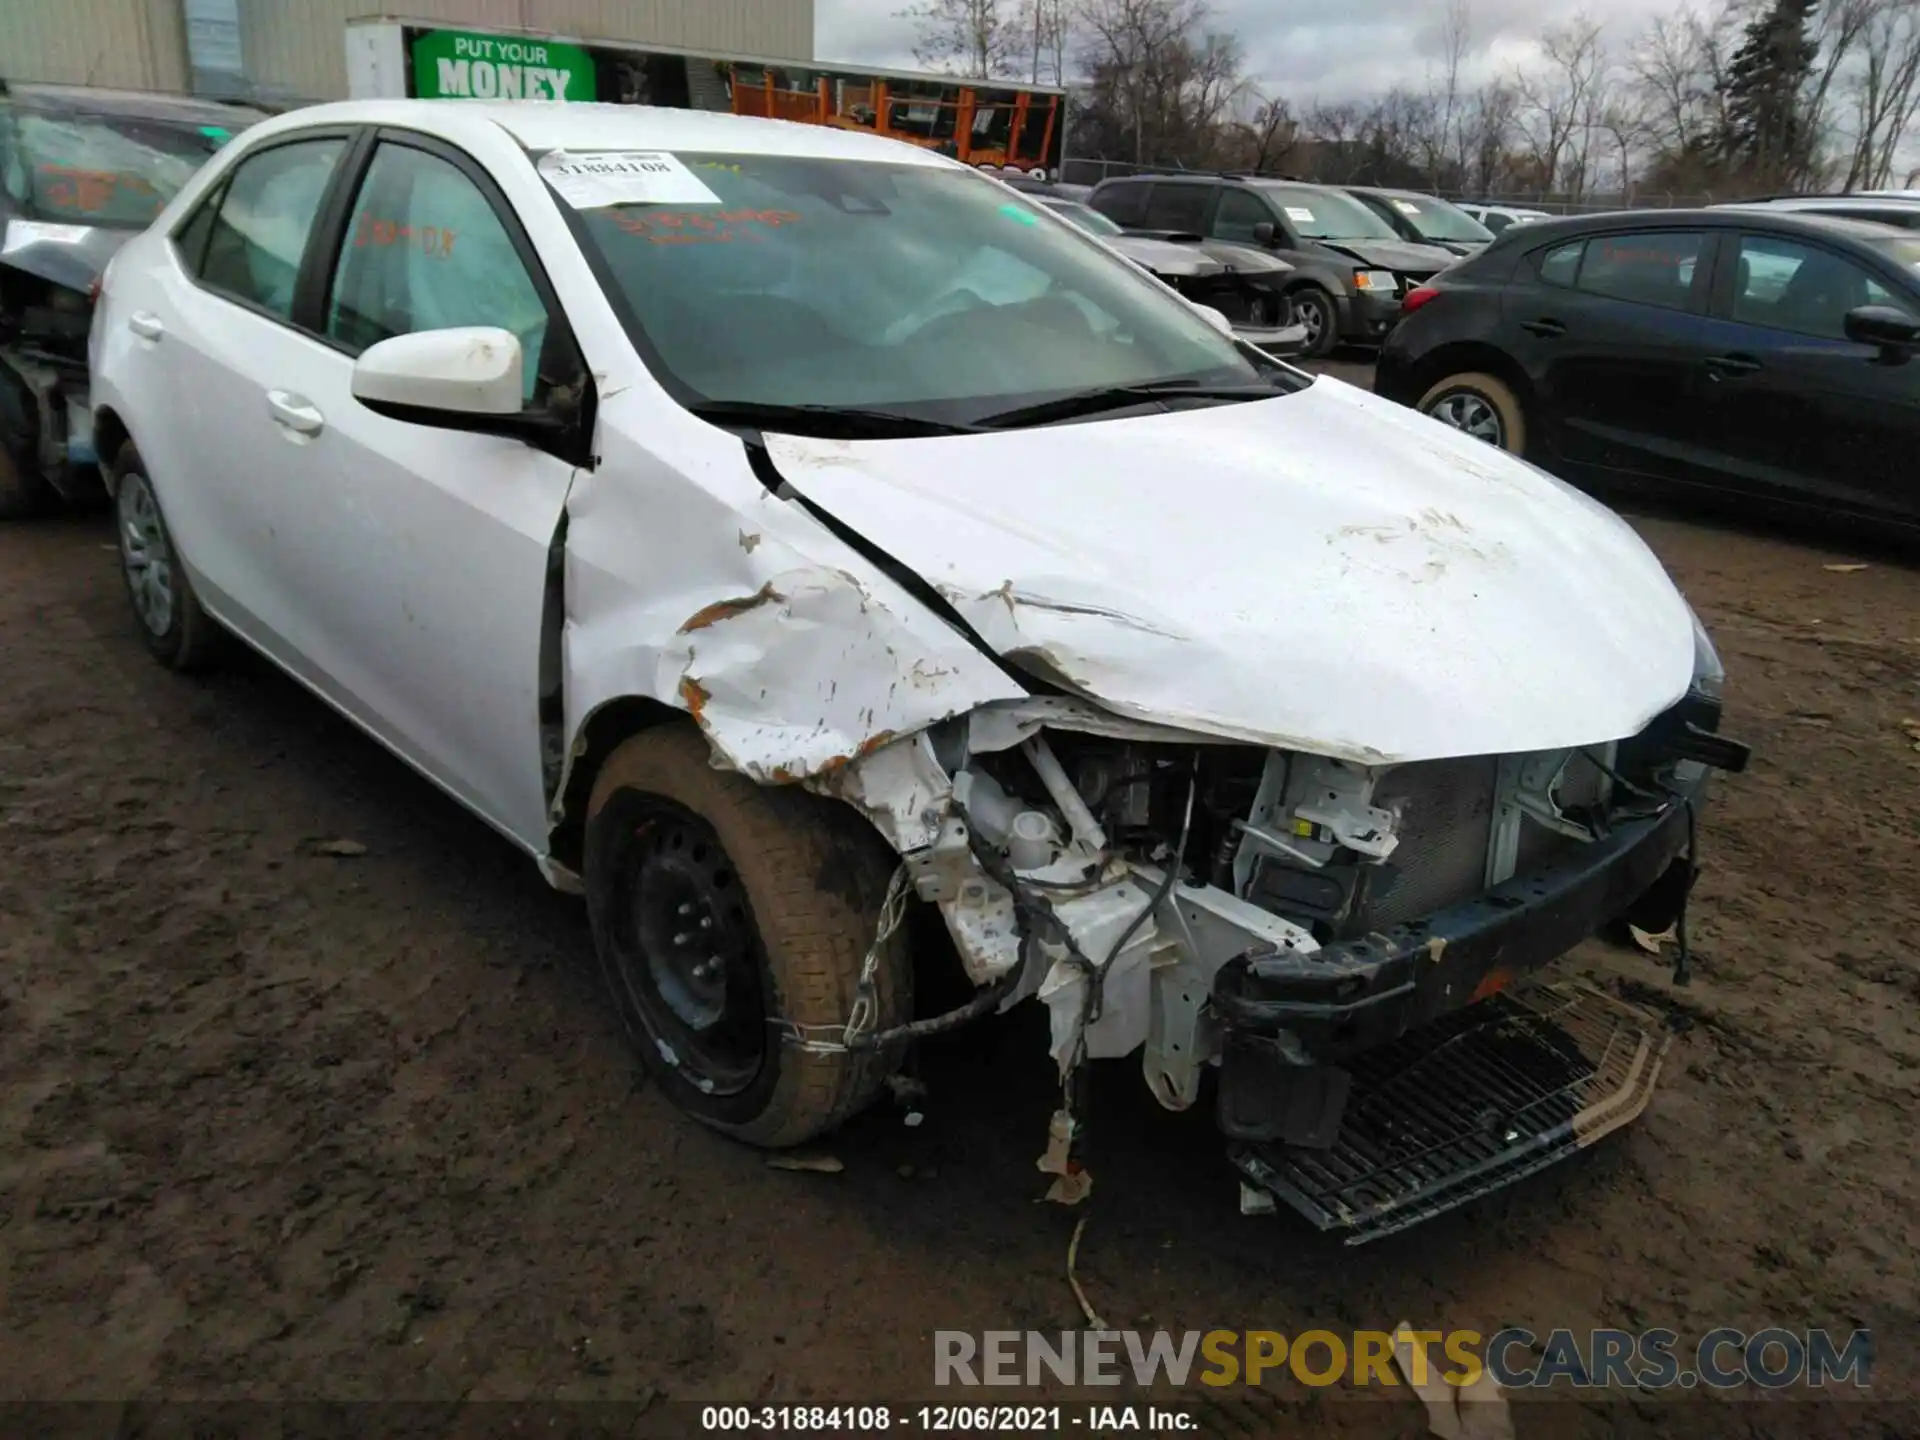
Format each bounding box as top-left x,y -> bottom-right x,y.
976,379 -> 1285,430
689,399 -> 983,438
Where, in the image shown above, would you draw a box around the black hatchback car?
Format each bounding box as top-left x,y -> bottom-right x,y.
1375,208 -> 1920,535
1088,174 -> 1456,356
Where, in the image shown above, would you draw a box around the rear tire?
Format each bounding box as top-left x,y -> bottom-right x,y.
584,725 -> 911,1148
0,362 -> 48,519
112,442 -> 223,671
1417,372 -> 1528,455
0,446 -> 48,519
1292,287 -> 1339,358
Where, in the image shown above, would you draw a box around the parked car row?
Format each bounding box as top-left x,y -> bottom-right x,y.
1084,174 -> 1466,356
81,97 -> 1748,1238
998,173 -> 1308,354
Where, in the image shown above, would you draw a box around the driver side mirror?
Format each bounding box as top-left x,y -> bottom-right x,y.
1252,221 -> 1277,247
1844,304 -> 1919,361
352,326 -> 525,417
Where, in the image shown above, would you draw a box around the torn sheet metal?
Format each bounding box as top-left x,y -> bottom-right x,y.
966,696 -> 1230,754
763,380 -> 1696,766
814,730 -> 951,854
1035,875 -> 1165,1073
0,217 -> 128,294
560,396 -> 1023,802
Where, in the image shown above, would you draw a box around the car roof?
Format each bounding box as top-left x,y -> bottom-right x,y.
1342,184 -> 1442,201
238,98 -> 958,168
3,80 -> 265,125
1246,178 -> 1344,194
1483,206 -> 1912,242
1091,173 -> 1336,190
1723,195 -> 1920,213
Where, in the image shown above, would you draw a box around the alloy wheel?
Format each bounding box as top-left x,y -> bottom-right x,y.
117,472 -> 175,637
1425,390 -> 1506,447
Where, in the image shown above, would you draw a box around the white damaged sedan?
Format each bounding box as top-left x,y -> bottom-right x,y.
91,101 -> 1748,1240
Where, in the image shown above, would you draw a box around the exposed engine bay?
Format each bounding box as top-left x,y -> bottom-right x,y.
0,243 -> 101,501
1125,235 -> 1302,352
823,684 -> 1745,1232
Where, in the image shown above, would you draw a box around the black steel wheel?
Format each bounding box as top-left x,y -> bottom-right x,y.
602,797 -> 767,1096
583,725 -> 912,1147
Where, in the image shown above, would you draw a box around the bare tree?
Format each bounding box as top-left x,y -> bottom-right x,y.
1423,0 -> 1476,187
1234,90 -> 1299,172
1016,0 -> 1071,86
1796,0 -> 1882,187
1512,15 -> 1611,198
1302,100 -> 1364,180
1074,0 -> 1245,165
1459,81 -> 1520,196
1632,6 -> 1719,157
900,0 -> 1019,79
1843,0 -> 1920,188
1629,1 -> 1745,193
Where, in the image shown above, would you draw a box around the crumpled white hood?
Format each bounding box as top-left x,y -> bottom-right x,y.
764,378 -> 1697,764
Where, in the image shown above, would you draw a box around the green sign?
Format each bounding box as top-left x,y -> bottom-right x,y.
411,29 -> 595,103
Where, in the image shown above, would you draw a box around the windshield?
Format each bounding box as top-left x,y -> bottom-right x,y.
1040,198 -> 1123,236
1262,185 -> 1401,242
1373,193 -> 1491,243
560,151 -> 1263,426
1,104 -> 246,227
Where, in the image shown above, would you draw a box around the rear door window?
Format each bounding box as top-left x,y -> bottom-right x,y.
1573,232 -> 1707,311
191,137 -> 346,321
1537,240 -> 1583,287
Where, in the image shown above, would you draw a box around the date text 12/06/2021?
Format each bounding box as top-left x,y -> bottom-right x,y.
702,1407 -> 1194,1432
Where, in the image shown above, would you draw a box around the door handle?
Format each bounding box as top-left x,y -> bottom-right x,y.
1520,317 -> 1566,338
266,390 -> 325,436
1704,353 -> 1761,379
128,311 -> 164,342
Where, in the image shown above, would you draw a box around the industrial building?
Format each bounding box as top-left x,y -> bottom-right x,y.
1,0 -> 816,104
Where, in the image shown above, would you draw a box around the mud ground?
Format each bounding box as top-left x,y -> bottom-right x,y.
2,410 -> 1916,1436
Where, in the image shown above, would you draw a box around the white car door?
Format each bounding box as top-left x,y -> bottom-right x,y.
247,131 -> 590,849
126,131 -> 353,637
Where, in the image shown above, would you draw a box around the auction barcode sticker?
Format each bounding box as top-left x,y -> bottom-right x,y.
538,150 -> 721,208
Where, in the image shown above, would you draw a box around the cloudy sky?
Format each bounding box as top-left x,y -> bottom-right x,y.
815,0 -> 1686,104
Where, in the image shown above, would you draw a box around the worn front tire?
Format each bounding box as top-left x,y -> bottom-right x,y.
112,442 -> 223,670
1417,372 -> 1528,455
584,725 -> 911,1148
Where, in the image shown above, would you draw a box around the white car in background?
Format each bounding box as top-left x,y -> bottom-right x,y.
1454,201 -> 1553,234
89,100 -> 1745,1240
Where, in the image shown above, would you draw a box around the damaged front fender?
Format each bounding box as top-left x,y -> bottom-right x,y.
556,404 -> 1023,816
